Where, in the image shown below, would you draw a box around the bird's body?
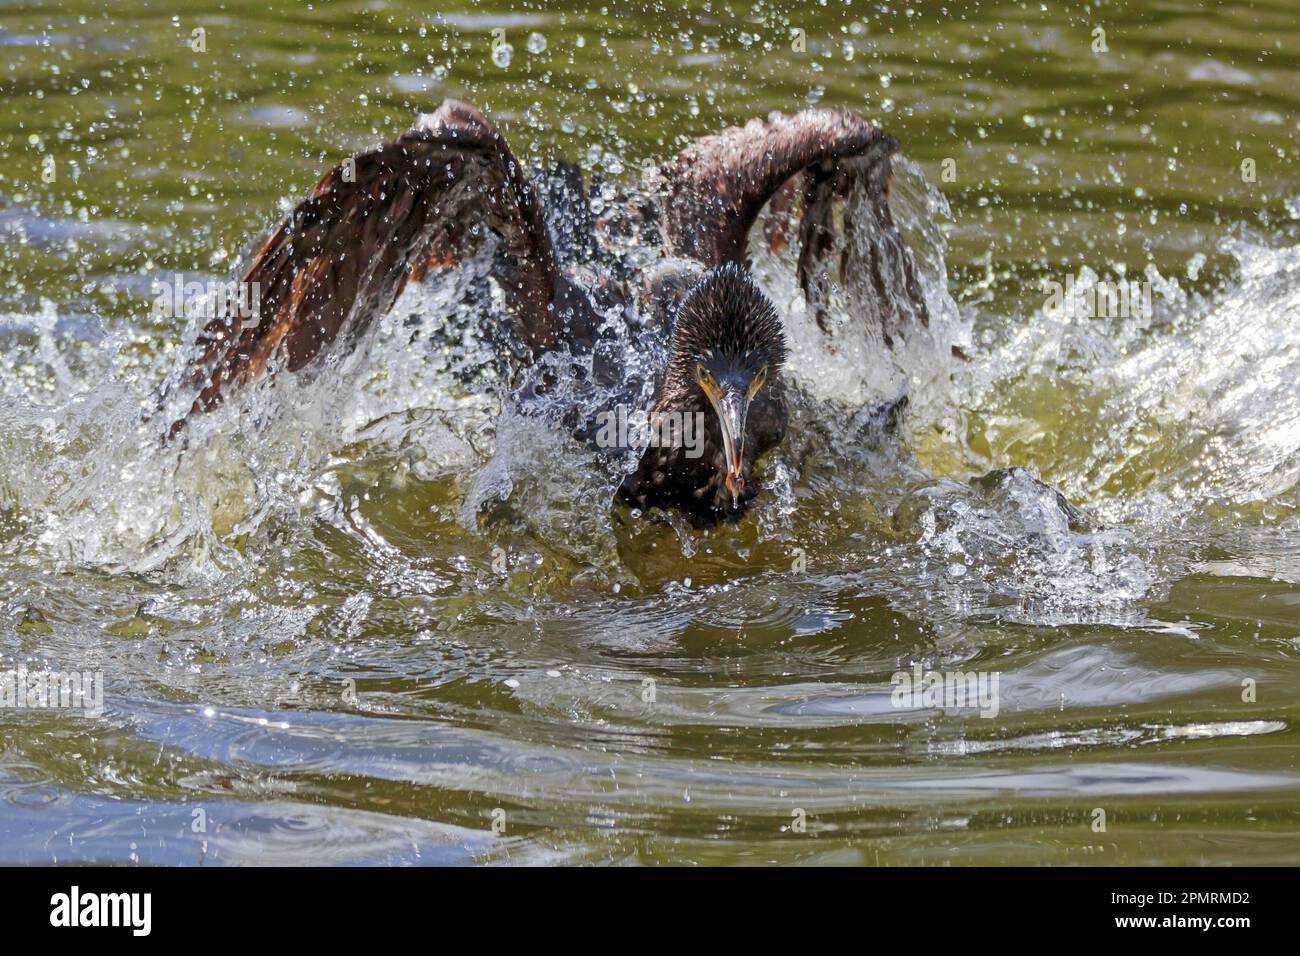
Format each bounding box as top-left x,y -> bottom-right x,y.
617,263 -> 790,524
169,100 -> 931,525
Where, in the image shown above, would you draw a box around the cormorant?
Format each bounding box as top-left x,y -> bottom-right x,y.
171,100 -> 930,526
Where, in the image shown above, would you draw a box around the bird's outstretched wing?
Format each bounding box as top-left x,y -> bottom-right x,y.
174,99 -> 559,429
654,108 -> 928,341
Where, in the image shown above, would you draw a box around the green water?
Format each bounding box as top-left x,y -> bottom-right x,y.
1,0 -> 1299,864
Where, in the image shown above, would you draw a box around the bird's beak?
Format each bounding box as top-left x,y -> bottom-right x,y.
710,384 -> 750,508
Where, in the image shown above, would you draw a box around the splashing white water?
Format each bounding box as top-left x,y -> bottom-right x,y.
1,162 -> 1298,634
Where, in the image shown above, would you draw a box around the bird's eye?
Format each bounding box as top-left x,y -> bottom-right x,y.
749,365 -> 768,397
694,362 -> 715,389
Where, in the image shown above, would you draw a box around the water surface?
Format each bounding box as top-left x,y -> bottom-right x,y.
2,0 -> 1299,865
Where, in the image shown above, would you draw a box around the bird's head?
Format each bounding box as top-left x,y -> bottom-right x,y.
656,263 -> 788,519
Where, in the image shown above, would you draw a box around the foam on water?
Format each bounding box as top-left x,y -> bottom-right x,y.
2,162 -> 1299,633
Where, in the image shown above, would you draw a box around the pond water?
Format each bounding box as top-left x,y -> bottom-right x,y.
1,0 -> 1299,864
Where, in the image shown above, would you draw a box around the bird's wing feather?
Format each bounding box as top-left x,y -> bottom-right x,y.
654,108 -> 928,339
175,99 -> 558,428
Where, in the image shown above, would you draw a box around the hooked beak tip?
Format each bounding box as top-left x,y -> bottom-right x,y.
724,469 -> 744,504
703,378 -> 754,511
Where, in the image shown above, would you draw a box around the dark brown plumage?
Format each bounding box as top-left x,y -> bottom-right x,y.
169,100 -> 931,524
655,107 -> 891,265
176,102 -> 566,428
619,263 -> 789,524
